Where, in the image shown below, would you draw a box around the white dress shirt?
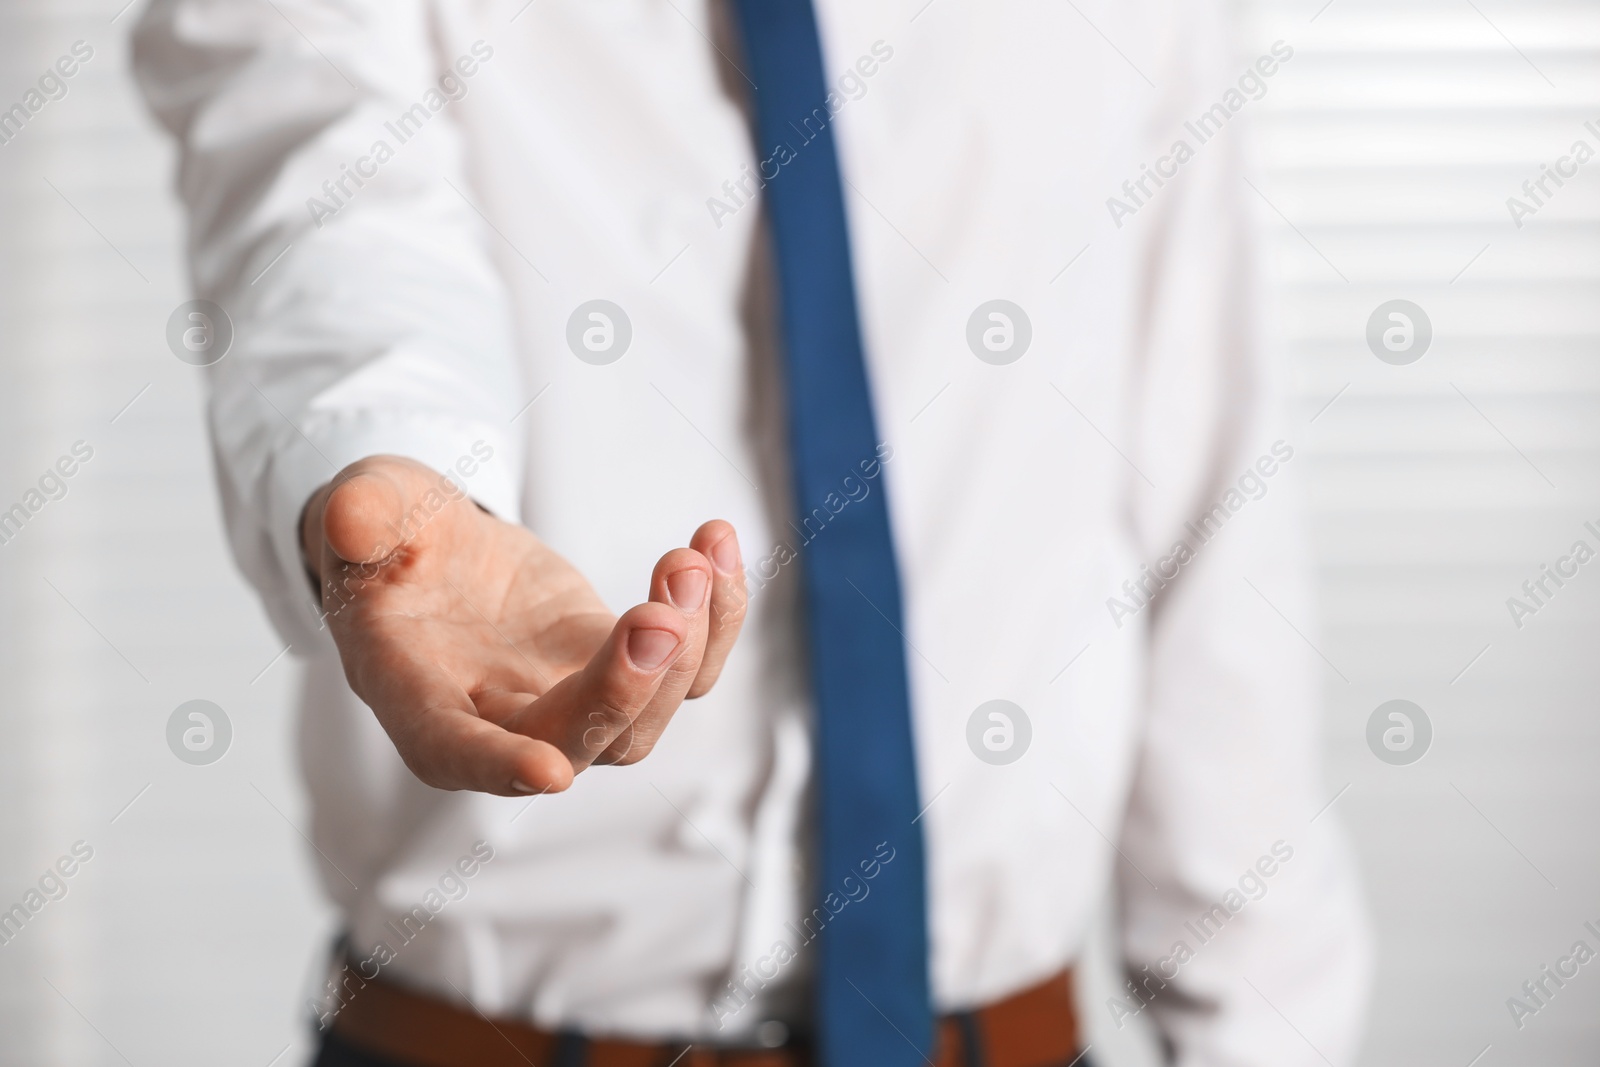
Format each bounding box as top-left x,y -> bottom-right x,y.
133,1 -> 1371,1063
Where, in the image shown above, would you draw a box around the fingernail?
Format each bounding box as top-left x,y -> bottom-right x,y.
709,535 -> 739,575
666,568 -> 709,611
628,627 -> 681,671
511,779 -> 543,795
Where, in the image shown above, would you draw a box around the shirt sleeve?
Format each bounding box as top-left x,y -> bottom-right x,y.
132,0 -> 526,654
1112,4 -> 1373,1064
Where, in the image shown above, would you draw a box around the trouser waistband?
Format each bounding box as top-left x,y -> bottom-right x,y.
327,960 -> 1081,1067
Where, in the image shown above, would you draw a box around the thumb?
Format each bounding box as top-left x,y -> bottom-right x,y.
312,455 -> 472,572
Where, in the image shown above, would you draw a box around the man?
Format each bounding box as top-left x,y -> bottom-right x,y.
133,1 -> 1370,1065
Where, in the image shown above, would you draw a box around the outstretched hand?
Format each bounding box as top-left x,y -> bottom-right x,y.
300,455 -> 747,796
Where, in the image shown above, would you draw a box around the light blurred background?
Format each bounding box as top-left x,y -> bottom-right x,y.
1,0 -> 1596,1063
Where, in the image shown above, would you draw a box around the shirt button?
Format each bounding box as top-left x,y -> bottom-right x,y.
755,1020 -> 789,1048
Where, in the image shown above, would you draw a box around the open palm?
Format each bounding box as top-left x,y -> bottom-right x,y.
301,456 -> 746,795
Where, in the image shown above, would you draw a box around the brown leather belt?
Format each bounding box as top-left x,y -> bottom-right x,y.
330,962 -> 1080,1067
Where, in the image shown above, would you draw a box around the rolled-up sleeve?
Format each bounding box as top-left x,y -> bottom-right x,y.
1111,3 -> 1372,1064
132,0 -> 525,653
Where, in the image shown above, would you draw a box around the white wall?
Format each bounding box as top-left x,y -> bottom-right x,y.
1246,1 -> 1600,1062
0,3 -> 336,1064
1086,3 -> 1600,1063
1,0 -> 1596,1064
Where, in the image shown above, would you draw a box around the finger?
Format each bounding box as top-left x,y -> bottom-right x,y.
411,713 -> 575,797
472,687 -> 543,725
359,657 -> 574,795
596,548 -> 713,764
686,520 -> 746,699
504,601 -> 688,771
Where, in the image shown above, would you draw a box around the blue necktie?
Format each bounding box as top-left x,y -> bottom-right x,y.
727,4 -> 935,1066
